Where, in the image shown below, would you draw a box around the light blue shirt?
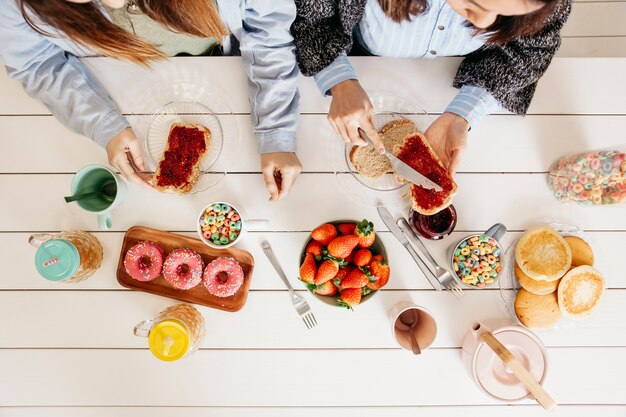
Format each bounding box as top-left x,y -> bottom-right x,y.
0,0 -> 299,153
314,0 -> 501,127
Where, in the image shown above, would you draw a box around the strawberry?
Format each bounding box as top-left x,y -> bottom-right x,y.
299,253 -> 317,284
338,288 -> 361,310
367,259 -> 390,290
352,248 -> 372,267
341,268 -> 369,289
311,223 -> 338,245
332,267 -> 353,291
337,223 -> 356,235
372,254 -> 384,262
313,280 -> 337,296
314,259 -> 339,285
327,235 -> 360,259
335,266 -> 353,281
355,219 -> 375,248
305,241 -> 324,262
344,252 -> 354,265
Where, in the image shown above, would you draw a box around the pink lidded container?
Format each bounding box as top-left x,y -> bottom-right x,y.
547,148 -> 625,206
461,320 -> 548,402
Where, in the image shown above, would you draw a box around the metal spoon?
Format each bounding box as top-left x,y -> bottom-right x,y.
64,182 -> 117,203
398,309 -> 421,355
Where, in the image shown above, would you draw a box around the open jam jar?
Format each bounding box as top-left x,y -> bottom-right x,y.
410,205 -> 457,240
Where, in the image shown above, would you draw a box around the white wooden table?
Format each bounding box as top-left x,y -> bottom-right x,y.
1,56 -> 625,417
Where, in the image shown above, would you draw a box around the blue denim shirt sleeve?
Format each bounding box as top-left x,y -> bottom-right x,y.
0,0 -> 129,148
240,0 -> 300,153
0,0 -> 129,147
314,53 -> 358,96
444,85 -> 501,128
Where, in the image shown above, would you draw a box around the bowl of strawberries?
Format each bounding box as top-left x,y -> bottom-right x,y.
299,219 -> 390,310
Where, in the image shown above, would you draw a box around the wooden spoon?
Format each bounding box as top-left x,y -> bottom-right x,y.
481,331 -> 556,412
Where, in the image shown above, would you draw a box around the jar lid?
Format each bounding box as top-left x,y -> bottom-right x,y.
475,329 -> 546,401
148,319 -> 190,362
35,239 -> 80,281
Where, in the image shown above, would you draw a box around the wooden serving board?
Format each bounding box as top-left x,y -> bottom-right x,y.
116,226 -> 254,312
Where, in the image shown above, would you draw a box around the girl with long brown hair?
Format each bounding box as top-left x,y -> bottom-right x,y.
292,0 -> 571,175
1,0 -> 302,200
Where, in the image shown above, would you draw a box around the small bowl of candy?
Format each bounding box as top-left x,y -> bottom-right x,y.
197,202 -> 243,249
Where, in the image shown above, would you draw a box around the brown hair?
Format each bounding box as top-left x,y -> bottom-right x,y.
377,0 -> 559,44
19,0 -> 228,65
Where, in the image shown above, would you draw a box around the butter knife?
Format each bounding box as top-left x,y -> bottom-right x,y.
358,128 -> 442,192
377,205 -> 443,291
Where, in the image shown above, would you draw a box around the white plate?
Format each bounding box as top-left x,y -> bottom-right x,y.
499,222 -> 601,332
136,81 -> 238,194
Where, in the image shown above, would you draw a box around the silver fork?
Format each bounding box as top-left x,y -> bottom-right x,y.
260,240 -> 317,329
397,219 -> 464,299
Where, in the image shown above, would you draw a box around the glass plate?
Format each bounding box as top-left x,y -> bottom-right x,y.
499,222 -> 600,332
136,81 -> 238,194
329,94 -> 430,207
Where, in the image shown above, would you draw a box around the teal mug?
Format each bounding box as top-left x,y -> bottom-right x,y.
71,165 -> 127,230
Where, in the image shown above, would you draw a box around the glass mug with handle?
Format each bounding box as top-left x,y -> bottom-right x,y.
28,231 -> 103,283
70,165 -> 127,230
134,304 -> 206,362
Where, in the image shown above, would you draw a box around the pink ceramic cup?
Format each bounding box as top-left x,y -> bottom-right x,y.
389,302 -> 437,352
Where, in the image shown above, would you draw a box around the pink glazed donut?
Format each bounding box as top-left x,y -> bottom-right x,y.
163,248 -> 204,290
124,241 -> 165,282
203,257 -> 244,298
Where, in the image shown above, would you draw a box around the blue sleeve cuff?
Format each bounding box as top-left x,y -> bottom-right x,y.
256,130 -> 297,154
92,110 -> 130,148
313,53 -> 358,96
445,85 -> 501,128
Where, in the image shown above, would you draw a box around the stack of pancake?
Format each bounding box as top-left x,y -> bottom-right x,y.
513,225 -> 605,329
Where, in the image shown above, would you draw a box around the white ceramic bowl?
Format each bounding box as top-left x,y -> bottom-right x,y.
197,201 -> 244,249
300,219 -> 388,307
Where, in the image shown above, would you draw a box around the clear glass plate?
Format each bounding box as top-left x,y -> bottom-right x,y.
499,222 -> 600,332
136,81 -> 238,194
329,94 -> 430,207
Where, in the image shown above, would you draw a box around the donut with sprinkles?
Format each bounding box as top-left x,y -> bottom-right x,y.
163,248 -> 204,290
124,241 -> 165,282
203,257 -> 244,298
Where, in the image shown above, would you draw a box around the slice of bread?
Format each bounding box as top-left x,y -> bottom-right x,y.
514,288 -> 562,329
558,265 -> 604,319
564,236 -> 595,267
396,132 -> 458,215
349,119 -> 418,179
515,226 -> 572,282
153,122 -> 211,195
515,262 -> 560,295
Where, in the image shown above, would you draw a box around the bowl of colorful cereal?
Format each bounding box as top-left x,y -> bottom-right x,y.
197,202 -> 243,249
448,223 -> 507,288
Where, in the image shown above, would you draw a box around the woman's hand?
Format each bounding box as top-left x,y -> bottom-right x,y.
424,112 -> 470,176
261,152 -> 303,201
328,79 -> 384,153
106,127 -> 152,187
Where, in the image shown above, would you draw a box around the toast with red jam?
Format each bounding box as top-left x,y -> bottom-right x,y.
153,122 -> 211,194
396,131 -> 457,215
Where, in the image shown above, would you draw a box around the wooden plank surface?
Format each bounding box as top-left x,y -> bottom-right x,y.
3,58 -> 626,116
1,49 -> 625,415
0,290 -> 624,348
1,174 -> 624,233
0,348 -> 624,406
2,114 -> 626,174
3,406 -> 626,417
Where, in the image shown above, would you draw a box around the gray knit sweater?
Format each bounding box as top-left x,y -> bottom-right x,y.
291,0 -> 572,115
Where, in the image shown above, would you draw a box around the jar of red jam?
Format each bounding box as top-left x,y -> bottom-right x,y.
410,205 -> 457,240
